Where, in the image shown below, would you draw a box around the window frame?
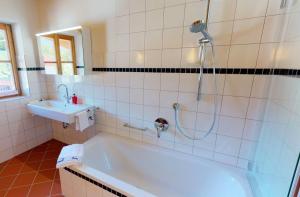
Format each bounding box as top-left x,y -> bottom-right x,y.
0,23 -> 21,99
42,34 -> 77,75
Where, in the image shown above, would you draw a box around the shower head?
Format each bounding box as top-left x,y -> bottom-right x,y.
190,20 -> 213,43
190,20 -> 207,33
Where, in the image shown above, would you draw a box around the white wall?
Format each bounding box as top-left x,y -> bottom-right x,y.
0,0 -> 52,163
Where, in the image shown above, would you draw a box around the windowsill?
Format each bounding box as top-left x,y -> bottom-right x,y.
0,95 -> 26,102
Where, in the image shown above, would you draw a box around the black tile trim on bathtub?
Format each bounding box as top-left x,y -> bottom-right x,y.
92,67 -> 300,76
17,67 -> 45,71
64,167 -> 127,197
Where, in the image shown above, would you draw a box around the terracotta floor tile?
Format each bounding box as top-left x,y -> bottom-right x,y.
27,152 -> 45,162
12,172 -> 37,187
0,164 -> 23,177
51,180 -> 62,195
54,169 -> 60,180
0,176 -> 15,190
28,181 -> 52,197
44,151 -> 60,160
0,162 -> 7,173
34,169 -> 56,183
39,159 -> 57,170
8,151 -> 30,165
31,144 -> 48,153
20,162 -> 40,173
1,139 -> 65,196
0,190 -> 6,197
6,186 -> 30,197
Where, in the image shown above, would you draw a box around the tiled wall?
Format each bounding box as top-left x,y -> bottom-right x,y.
40,0 -> 300,168
250,2 -> 300,196
47,69 -> 267,168
251,75 -> 300,197
0,70 -> 52,163
0,0 -> 52,163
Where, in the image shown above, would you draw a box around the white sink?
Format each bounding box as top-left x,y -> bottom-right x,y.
27,100 -> 93,123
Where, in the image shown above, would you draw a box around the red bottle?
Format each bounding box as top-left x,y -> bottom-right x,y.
72,94 -> 78,104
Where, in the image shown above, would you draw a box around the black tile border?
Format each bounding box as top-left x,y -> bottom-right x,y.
64,167 -> 127,197
18,67 -> 45,71
92,67 -> 300,76
18,66 -> 300,77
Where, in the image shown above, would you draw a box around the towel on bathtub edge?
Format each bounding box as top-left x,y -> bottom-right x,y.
56,144 -> 84,169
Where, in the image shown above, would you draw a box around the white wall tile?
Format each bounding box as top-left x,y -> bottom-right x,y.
251,76 -> 272,98
116,0 -> 130,16
208,21 -> 233,45
235,0 -> 268,19
130,88 -> 144,104
163,28 -> 183,49
130,51 -> 145,67
146,0 -> 164,10
116,51 -> 130,67
232,17 -> 265,44
116,16 -> 129,34
221,96 -> 249,118
130,0 -> 145,13
218,116 -> 245,138
159,91 -> 178,107
160,73 -> 180,91
223,75 -> 253,97
181,48 -> 199,66
179,73 -> 198,93
145,50 -> 162,67
228,44 -> 260,68
215,135 -> 241,156
165,0 -> 185,7
130,12 -> 146,32
130,32 -> 145,50
144,73 -> 161,90
262,15 -> 288,43
209,0 -> 236,23
243,120 -> 262,141
239,140 -> 257,160
164,5 -> 185,28
146,9 -> 164,30
144,89 -> 160,106
162,49 -> 182,67
256,43 -> 278,68
145,30 -> 163,49
247,98 -> 267,120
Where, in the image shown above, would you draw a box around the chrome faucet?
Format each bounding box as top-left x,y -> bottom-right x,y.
57,84 -> 71,104
154,118 -> 169,138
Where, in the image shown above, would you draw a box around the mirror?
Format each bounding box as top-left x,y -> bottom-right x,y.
36,26 -> 92,76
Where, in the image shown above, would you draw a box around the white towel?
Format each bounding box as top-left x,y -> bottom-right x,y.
56,144 -> 84,169
75,111 -> 90,131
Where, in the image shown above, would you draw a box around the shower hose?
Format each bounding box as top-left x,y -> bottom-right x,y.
173,42 -> 218,140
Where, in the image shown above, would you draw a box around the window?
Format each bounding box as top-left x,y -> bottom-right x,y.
0,23 -> 20,98
40,34 -> 77,75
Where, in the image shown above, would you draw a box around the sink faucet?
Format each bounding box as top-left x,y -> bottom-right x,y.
57,84 -> 71,104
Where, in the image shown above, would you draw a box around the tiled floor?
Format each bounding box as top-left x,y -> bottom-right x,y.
0,140 -> 66,197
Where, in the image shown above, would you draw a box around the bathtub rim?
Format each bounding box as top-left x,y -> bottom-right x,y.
72,132 -> 253,197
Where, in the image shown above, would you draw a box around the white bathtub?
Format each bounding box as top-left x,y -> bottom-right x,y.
60,133 -> 253,197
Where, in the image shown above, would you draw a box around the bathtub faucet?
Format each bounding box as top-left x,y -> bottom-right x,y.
154,118 -> 169,138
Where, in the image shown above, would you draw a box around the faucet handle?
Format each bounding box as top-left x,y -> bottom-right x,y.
154,118 -> 169,138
